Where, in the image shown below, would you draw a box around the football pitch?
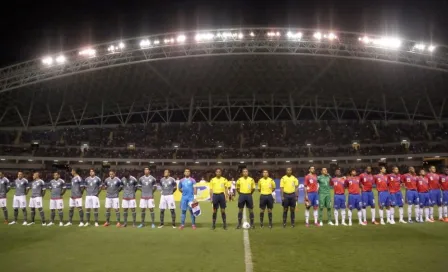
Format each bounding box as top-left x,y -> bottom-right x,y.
1,190 -> 447,272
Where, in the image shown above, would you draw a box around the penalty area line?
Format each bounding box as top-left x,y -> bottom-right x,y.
243,208 -> 254,272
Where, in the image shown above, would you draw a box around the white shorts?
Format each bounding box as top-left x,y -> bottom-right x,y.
0,198 -> 6,208
85,196 -> 100,209
29,197 -> 43,208
139,198 -> 155,209
122,199 -> 136,209
159,195 -> 176,210
105,197 -> 120,209
13,195 -> 27,208
50,199 -> 64,210
69,198 -> 83,207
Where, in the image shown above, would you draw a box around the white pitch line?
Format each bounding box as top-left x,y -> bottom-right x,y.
243,208 -> 254,272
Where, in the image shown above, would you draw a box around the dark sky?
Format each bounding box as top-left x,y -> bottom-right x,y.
1,0 -> 448,67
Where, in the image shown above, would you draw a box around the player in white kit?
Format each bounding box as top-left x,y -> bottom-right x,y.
28,172 -> 47,226
47,172 -> 66,227
9,171 -> 29,226
84,169 -> 102,227
0,171 -> 10,224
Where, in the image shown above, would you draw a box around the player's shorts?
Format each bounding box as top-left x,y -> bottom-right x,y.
29,197 -> 43,208
105,197 -> 120,209
85,196 -> 100,209
378,191 -> 391,208
418,192 -> 431,207
390,191 -> 404,207
212,193 -> 226,209
50,199 -> 64,210
13,195 -> 27,208
238,193 -> 254,209
429,189 -> 442,206
442,191 -> 448,205
348,194 -> 362,210
319,194 -> 332,209
361,191 -> 375,208
121,199 -> 136,209
69,197 -> 83,208
180,196 -> 194,211
282,193 -> 296,208
406,190 -> 419,205
159,195 -> 176,210
334,194 -> 346,209
139,198 -> 155,209
0,198 -> 7,208
260,194 -> 274,209
307,192 -> 319,207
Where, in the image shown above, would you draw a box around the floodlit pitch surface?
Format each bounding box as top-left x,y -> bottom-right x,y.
0,190 -> 446,272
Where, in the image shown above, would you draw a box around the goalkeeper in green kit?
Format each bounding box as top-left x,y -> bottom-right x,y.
318,168 -> 334,226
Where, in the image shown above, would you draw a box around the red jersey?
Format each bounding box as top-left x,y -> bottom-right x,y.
305,174 -> 318,193
374,174 -> 389,192
387,173 -> 402,194
345,176 -> 361,194
331,177 -> 346,195
426,173 -> 440,190
401,173 -> 418,190
440,174 -> 448,191
359,173 -> 374,192
416,176 -> 430,193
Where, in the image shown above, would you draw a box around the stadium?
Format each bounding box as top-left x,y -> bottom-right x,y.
0,27 -> 447,272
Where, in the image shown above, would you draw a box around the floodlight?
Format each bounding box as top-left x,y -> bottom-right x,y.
287,31 -> 302,40
79,48 -> 96,57
139,39 -> 150,48
428,45 -> 436,52
285,161 -> 290,163
195,33 -> 214,41
408,157 -> 413,159
238,33 -> 244,39
262,161 -> 267,163
313,32 -> 322,40
176,35 -> 186,43
414,43 -> 425,51
153,40 -> 160,45
107,45 -> 116,52
240,161 -> 245,164
328,33 -> 336,40
331,159 -> 337,162
42,56 -> 53,65
55,55 -> 65,64
164,38 -> 175,44
118,42 -> 125,49
250,32 -> 255,37
373,37 -> 401,49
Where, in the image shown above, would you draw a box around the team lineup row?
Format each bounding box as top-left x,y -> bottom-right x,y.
0,166 -> 448,230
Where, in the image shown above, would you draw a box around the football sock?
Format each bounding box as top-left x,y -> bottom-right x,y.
348,210 -> 352,222
2,207 -> 8,221
318,207 -> 324,222
123,210 -> 128,224
429,207 -> 434,218
341,210 -> 346,222
249,211 -> 254,226
132,210 -> 137,225
362,209 -> 367,222
50,210 -> 55,222
399,207 -> 404,221
414,206 -> 419,221
106,212 -> 111,223
443,206 -> 448,218
79,209 -> 84,223
386,209 -> 391,221
305,209 -> 309,224
160,209 -> 165,225
31,208 -> 36,222
313,209 -> 318,223
357,210 -> 362,223
425,208 -> 430,219
327,208 -> 332,222
438,207 -> 443,219
181,210 -> 186,225
141,211 -> 146,224
69,208 -> 74,223
150,212 -> 155,224
13,208 -> 18,221
291,210 -> 295,224
408,205 -> 413,220
115,212 -> 120,223
58,210 -> 63,222
379,209 -> 384,220
86,211 -> 91,222
282,210 -> 287,224
22,208 -> 27,222
267,212 -> 272,225
237,211 -> 242,225
190,209 -> 196,225
38,208 -> 45,222
213,211 -> 218,225
371,208 -> 376,222
170,209 -> 176,225
222,212 -> 226,224
94,210 -> 99,223
334,210 -> 339,223
390,208 -> 395,220
259,212 -> 264,225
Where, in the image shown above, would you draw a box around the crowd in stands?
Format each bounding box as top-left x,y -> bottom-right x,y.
0,122 -> 447,160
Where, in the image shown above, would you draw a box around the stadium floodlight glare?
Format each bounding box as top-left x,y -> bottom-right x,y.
118,42 -> 125,49
428,45 -> 436,52
414,43 -> 426,51
195,33 -> 214,41
217,161 -> 222,164
28,159 -> 33,162
240,161 -> 245,164
195,161 -> 200,164
285,160 -> 290,163
78,160 -> 83,163
139,40 -> 151,49
0,158 -> 5,161
313,32 -> 322,40
238,33 -> 244,39
328,33 -> 337,40
359,36 -> 371,44
262,161 -> 267,163
153,40 -> 160,45
357,158 -> 362,161
250,32 -> 255,37
55,55 -> 66,64
126,161 -> 131,164
172,162 -> 177,164
373,37 -> 401,49
331,159 -> 337,162
79,48 -> 96,57
287,31 -> 302,40
267,31 -> 281,37
42,56 -> 53,65
164,38 -> 175,44
176,35 -> 186,43
380,158 -> 386,160
408,157 -> 413,159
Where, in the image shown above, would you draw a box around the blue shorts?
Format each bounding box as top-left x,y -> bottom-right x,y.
334,194 -> 346,209
429,190 -> 442,206
443,191 -> 448,205
406,190 -> 419,205
390,191 -> 404,207
348,194 -> 362,210
419,192 -> 431,207
180,196 -> 194,211
361,191 -> 375,208
307,192 -> 319,207
378,191 -> 391,208
238,194 -> 254,209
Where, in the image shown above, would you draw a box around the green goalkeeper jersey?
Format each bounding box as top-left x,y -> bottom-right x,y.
317,175 -> 331,195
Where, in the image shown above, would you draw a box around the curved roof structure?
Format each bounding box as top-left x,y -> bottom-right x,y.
1,27 -> 447,128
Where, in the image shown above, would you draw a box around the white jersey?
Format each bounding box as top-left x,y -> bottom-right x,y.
231,181 -> 236,190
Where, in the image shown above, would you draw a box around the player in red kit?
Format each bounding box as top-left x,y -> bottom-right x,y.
440,168 -> 448,222
359,166 -> 378,225
417,169 -> 433,223
304,166 -> 319,227
388,166 -> 406,224
401,167 -> 419,223
345,169 -> 366,226
331,169 -> 347,226
374,166 -> 392,225
426,166 -> 443,221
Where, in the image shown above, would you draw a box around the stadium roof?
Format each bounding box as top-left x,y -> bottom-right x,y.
1,27 -> 447,128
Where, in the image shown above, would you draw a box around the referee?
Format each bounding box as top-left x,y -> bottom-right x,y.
280,168 -> 299,228
236,168 -> 256,229
209,168 -> 229,230
258,170 -> 276,228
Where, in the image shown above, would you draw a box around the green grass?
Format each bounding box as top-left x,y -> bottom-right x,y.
0,190 -> 447,272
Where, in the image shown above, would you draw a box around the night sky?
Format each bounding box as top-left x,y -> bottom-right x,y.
1,0 -> 447,67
